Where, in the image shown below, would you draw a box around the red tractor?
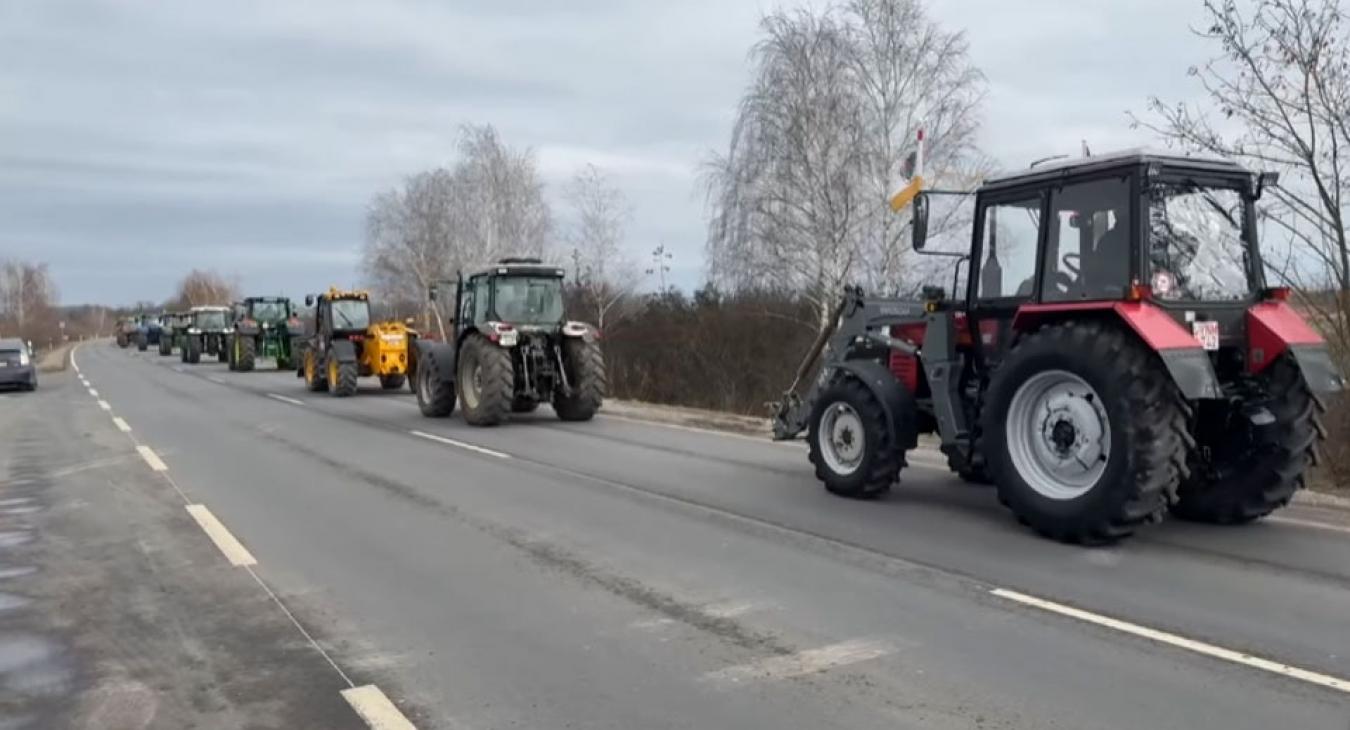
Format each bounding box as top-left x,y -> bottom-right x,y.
773,150 -> 1344,544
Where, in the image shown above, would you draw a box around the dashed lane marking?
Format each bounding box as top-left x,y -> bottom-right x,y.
410,430 -> 510,459
208,376 -> 227,385
267,393 -> 305,406
88,388 -> 98,397
990,588 -> 1349,695
136,445 -> 168,472
185,504 -> 258,567
97,399 -> 111,411
704,638 -> 892,683
341,685 -> 420,730
113,417 -> 131,433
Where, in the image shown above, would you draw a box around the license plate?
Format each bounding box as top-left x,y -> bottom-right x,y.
1192,321 -> 1220,351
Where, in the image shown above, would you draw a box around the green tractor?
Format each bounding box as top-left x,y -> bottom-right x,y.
157,312 -> 189,356
227,296 -> 299,372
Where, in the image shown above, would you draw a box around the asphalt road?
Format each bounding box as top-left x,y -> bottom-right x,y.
4,341 -> 1348,728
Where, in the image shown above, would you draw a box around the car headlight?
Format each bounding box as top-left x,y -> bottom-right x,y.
18,351 -> 29,366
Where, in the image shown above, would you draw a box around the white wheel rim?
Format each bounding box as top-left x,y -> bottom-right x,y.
818,402 -> 865,476
1005,370 -> 1111,500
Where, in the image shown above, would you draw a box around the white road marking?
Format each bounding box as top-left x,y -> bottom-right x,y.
267,393 -> 305,406
704,600 -> 770,619
208,376 -> 227,385
599,413 -> 798,448
185,504 -> 258,567
990,588 -> 1349,694
341,685 -> 420,730
113,417 -> 131,433
705,638 -> 892,683
136,445 -> 168,472
97,399 -> 111,411
410,430 -> 510,459
88,388 -> 99,397
1268,515 -> 1350,535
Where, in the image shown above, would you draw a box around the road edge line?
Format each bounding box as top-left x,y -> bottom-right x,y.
990,587 -> 1349,694
113,417 -> 132,433
136,444 -> 169,472
341,685 -> 420,730
185,504 -> 258,567
267,393 -> 305,406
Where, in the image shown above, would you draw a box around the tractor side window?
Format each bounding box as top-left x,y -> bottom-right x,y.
472,277 -> 491,324
977,197 -> 1041,300
1044,177 -> 1130,302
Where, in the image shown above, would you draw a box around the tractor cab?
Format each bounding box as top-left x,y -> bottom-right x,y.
306,288 -> 371,338
913,150 -> 1274,370
241,296 -> 294,328
436,258 -> 567,343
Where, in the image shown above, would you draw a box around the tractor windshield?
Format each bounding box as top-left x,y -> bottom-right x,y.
196,311 -> 226,330
330,299 -> 370,330
1147,182 -> 1254,301
493,276 -> 564,325
249,300 -> 288,323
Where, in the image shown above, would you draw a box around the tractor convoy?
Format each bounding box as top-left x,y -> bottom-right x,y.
109,150 -> 1343,546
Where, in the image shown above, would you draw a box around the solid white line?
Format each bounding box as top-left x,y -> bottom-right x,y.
990,588 -> 1349,694
704,638 -> 891,683
112,417 -> 131,433
136,444 -> 168,472
410,430 -> 510,459
267,393 -> 305,406
185,504 -> 257,567
97,399 -> 111,411
1267,515 -> 1350,536
341,685 -> 420,730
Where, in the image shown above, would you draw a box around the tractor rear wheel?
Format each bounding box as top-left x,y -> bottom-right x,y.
457,334 -> 513,426
158,336 -> 172,356
379,374 -> 405,390
983,321 -> 1186,544
186,336 -> 202,364
137,332 -> 148,351
1171,356 -> 1318,524
327,352 -> 358,397
304,350 -> 328,392
554,338 -> 605,421
237,336 -> 256,372
808,375 -> 902,499
416,357 -> 456,417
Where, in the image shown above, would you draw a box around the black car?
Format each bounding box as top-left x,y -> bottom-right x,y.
0,338 -> 37,391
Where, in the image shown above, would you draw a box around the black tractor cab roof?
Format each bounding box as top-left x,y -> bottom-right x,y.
980,149 -> 1251,194
469,257 -> 565,280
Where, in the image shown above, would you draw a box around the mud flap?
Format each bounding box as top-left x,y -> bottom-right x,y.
1157,348 -> 1223,399
828,360 -> 919,452
1288,344 -> 1346,394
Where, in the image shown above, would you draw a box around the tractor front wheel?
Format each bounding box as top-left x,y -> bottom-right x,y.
1171,356 -> 1318,524
457,334 -> 513,426
416,358 -> 456,417
808,376 -> 902,499
379,374 -> 405,390
553,338 -> 605,421
984,321 -> 1186,544
159,336 -> 172,356
137,332 -> 148,351
326,352 -> 358,397
186,335 -> 202,364
237,336 -> 256,372
304,350 -> 328,392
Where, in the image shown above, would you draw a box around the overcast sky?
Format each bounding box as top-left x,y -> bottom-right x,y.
0,0 -> 1216,306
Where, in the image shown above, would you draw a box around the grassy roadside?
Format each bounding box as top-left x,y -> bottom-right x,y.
36,341 -> 77,373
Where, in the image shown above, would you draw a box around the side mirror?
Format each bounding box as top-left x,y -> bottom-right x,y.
1256,171 -> 1280,200
911,193 -> 930,251
304,294 -> 314,307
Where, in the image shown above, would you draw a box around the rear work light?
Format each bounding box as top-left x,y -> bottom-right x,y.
1126,281 -> 1153,302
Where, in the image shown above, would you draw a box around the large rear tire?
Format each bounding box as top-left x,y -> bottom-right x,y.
983,321 -> 1186,544
808,376 -> 903,499
379,374 -> 405,390
237,336 -> 256,372
554,338 -> 605,421
159,336 -> 172,356
416,357 -> 456,417
1171,356 -> 1318,524
327,352 -> 358,397
457,334 -> 513,426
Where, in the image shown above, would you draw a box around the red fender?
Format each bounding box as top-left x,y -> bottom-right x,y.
1246,301 -> 1323,374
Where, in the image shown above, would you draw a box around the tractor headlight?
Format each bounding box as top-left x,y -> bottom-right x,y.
188,327 -> 201,335
224,328 -> 235,335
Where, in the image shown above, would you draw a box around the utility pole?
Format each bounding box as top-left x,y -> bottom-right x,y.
646,243 -> 673,291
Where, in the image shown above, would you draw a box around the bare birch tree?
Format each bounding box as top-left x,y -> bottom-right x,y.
1131,0 -> 1350,357
0,259 -> 57,340
565,164 -> 639,331
171,269 -> 237,308
705,0 -> 986,329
